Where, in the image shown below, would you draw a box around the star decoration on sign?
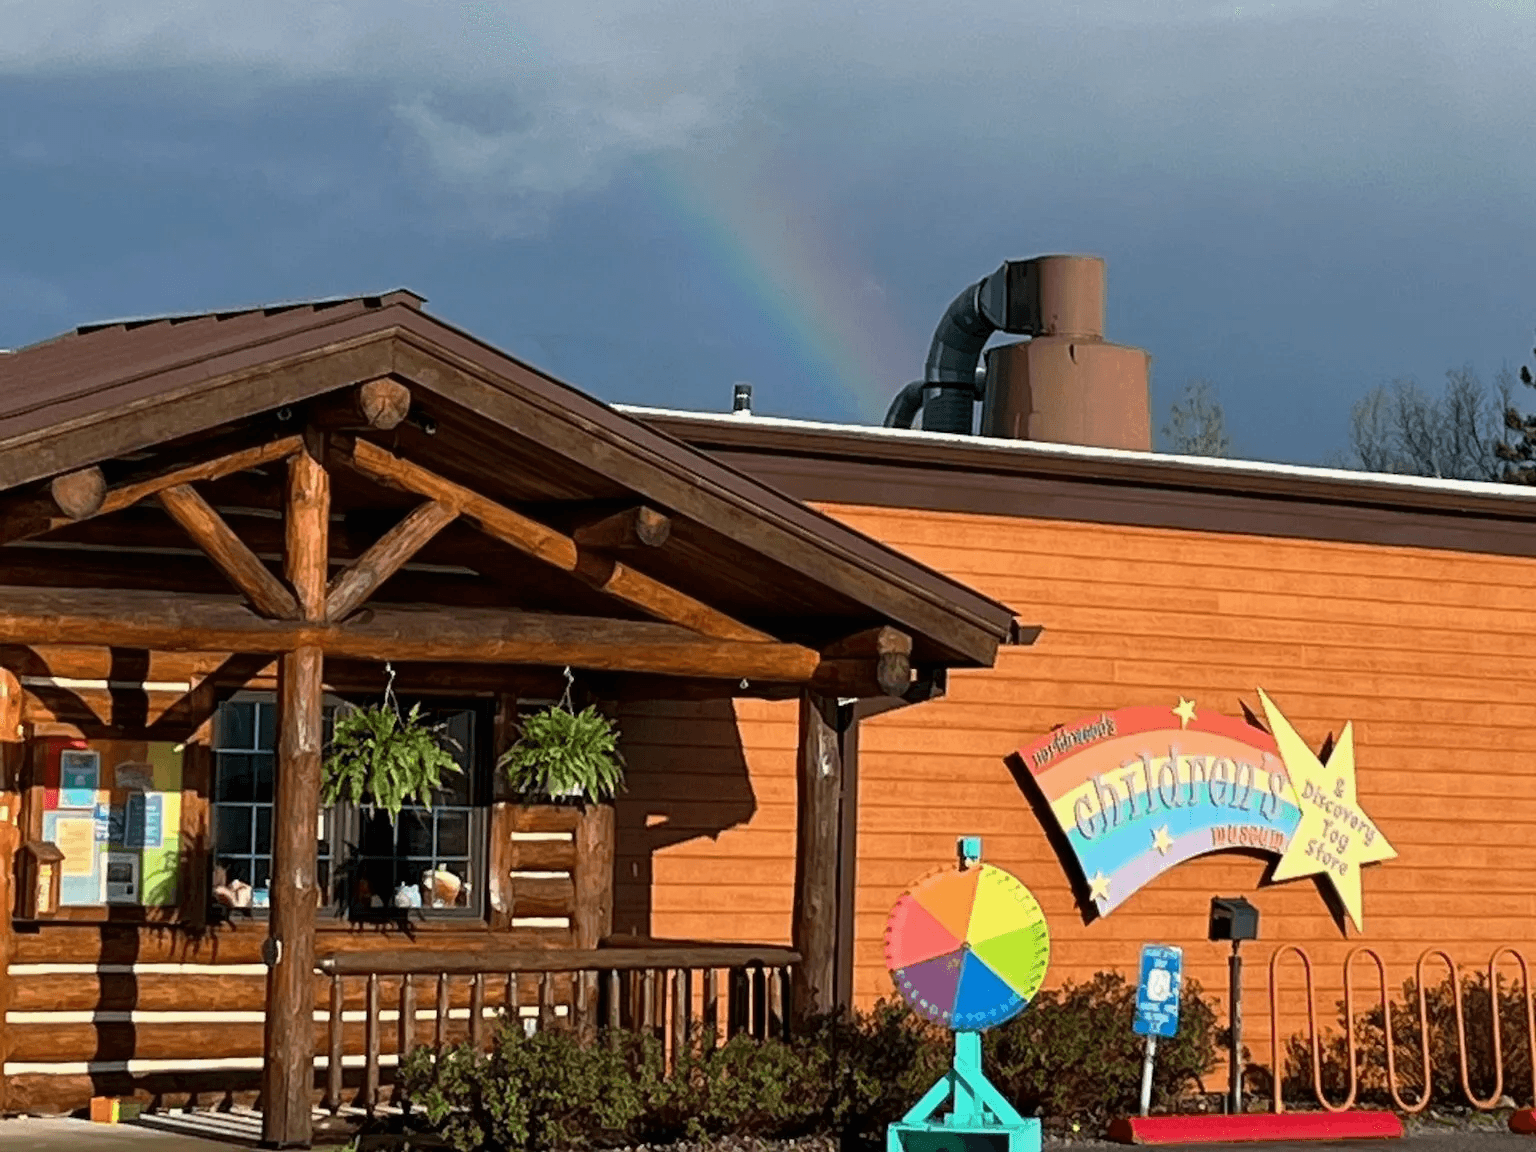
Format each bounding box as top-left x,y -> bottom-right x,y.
1258,688 -> 1397,932
1088,871 -> 1111,903
1152,825 -> 1174,855
1172,698 -> 1197,728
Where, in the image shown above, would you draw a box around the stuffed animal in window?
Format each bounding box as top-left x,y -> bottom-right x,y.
393,882 -> 422,909
422,868 -> 464,908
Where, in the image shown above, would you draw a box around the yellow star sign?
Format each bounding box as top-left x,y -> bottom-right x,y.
1172,697 -> 1197,728
1088,871 -> 1111,902
1152,825 -> 1174,855
1258,688 -> 1396,932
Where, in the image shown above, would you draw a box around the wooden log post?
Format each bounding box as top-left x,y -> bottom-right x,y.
261,433 -> 328,1150
791,691 -> 841,1026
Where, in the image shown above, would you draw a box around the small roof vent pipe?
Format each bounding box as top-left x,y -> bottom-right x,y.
732,381 -> 753,416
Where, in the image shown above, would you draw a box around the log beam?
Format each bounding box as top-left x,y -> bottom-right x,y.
158,484 -> 299,619
0,435 -> 301,546
48,467 -> 106,520
0,586 -> 820,681
813,626 -> 913,698
791,692 -> 842,1023
260,645 -> 323,1148
261,430 -> 330,1150
333,437 -> 772,643
324,500 -> 458,623
573,505 -> 671,551
306,378 -> 414,432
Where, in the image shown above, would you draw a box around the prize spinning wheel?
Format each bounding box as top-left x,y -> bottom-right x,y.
885,853 -> 1051,1031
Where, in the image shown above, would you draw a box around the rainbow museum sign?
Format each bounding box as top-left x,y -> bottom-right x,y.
1017,690 -> 1395,930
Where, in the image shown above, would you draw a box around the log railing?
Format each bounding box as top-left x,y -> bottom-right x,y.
316,944 -> 800,1115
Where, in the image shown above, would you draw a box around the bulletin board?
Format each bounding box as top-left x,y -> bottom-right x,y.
39,738 -> 183,906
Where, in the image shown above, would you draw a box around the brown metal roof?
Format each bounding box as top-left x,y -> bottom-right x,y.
0,290 -> 1019,668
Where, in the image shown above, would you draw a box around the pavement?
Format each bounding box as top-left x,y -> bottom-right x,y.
0,1117 -> 1532,1151
0,1110 -> 277,1149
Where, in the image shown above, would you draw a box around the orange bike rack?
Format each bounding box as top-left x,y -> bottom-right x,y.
1268,944 -> 1536,1122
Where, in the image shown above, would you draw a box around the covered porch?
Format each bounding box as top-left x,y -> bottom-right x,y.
0,291 -> 1019,1147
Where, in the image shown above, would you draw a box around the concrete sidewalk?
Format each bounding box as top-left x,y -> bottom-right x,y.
0,1106 -> 331,1149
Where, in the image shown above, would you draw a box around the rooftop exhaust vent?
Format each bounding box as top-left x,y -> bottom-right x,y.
884,254 -> 1150,451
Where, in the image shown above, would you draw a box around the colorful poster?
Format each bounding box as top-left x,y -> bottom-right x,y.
142,794 -> 163,850
59,748 -> 100,809
53,815 -> 96,878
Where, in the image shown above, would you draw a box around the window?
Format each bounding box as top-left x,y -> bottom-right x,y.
210,694 -> 487,919
343,707 -> 485,917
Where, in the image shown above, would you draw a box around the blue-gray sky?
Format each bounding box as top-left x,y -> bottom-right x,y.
2,1 -> 1533,464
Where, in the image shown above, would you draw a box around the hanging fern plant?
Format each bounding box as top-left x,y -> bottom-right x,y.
322,664 -> 462,821
498,669 -> 625,804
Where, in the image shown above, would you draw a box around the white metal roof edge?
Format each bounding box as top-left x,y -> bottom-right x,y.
617,404 -> 1536,510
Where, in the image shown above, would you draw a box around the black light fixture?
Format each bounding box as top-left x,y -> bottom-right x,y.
1208,895 -> 1259,943
1209,896 -> 1259,1116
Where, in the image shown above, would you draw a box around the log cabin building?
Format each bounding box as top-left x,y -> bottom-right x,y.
1,265 -> 1534,1141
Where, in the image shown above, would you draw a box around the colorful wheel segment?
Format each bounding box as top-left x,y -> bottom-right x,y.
885,862 -> 1050,1030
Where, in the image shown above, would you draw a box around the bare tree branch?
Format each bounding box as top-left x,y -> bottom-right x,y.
1162,379 -> 1231,457
1343,366 -> 1512,481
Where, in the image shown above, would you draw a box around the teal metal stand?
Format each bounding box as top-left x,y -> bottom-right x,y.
887,1031 -> 1040,1152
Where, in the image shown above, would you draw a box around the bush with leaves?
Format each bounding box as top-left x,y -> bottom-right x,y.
985,971 -> 1221,1127
400,978 -> 1224,1150
1280,971 -> 1531,1110
399,1026 -> 659,1152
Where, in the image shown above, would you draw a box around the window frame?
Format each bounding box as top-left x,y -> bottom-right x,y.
208,689 -> 493,925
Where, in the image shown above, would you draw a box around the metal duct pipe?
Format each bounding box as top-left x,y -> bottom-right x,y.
886,260 -> 1040,432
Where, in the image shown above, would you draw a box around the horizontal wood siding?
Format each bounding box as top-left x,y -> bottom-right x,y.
631,504 -> 1536,1091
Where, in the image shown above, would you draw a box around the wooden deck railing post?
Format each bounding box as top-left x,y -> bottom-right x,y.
470,974 -> 486,1050
364,972 -> 381,1114
702,968 -> 719,1049
324,975 -> 344,1113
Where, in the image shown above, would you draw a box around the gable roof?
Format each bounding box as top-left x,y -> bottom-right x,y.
0,292 -> 1018,668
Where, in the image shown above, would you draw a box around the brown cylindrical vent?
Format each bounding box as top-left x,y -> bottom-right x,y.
1032,255 -> 1105,338
978,254 -> 1151,451
980,339 -> 1151,451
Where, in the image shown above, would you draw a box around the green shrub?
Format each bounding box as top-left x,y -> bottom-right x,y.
400,974 -> 1225,1150
1280,971 -> 1532,1110
985,971 -> 1221,1126
399,1026 -> 659,1151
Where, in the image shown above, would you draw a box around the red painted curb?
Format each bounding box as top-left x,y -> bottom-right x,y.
1510,1109 -> 1536,1134
1108,1111 -> 1404,1144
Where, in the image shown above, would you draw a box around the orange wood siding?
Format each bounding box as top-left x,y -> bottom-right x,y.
625,504 -> 1536,1081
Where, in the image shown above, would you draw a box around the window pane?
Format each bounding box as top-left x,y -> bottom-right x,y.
257,702 -> 276,751
219,702 -> 256,751
216,806 -> 252,856
437,811 -> 470,857
221,857 -> 253,885
358,810 -> 396,856
394,810 -> 433,858
252,857 -> 272,890
215,755 -> 256,803
253,754 -> 274,802
255,807 -> 272,857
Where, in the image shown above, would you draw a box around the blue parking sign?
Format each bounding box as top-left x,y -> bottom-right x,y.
1134,944 -> 1182,1038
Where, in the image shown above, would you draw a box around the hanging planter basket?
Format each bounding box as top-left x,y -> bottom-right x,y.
321,664 -> 463,822
498,669 -> 625,806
